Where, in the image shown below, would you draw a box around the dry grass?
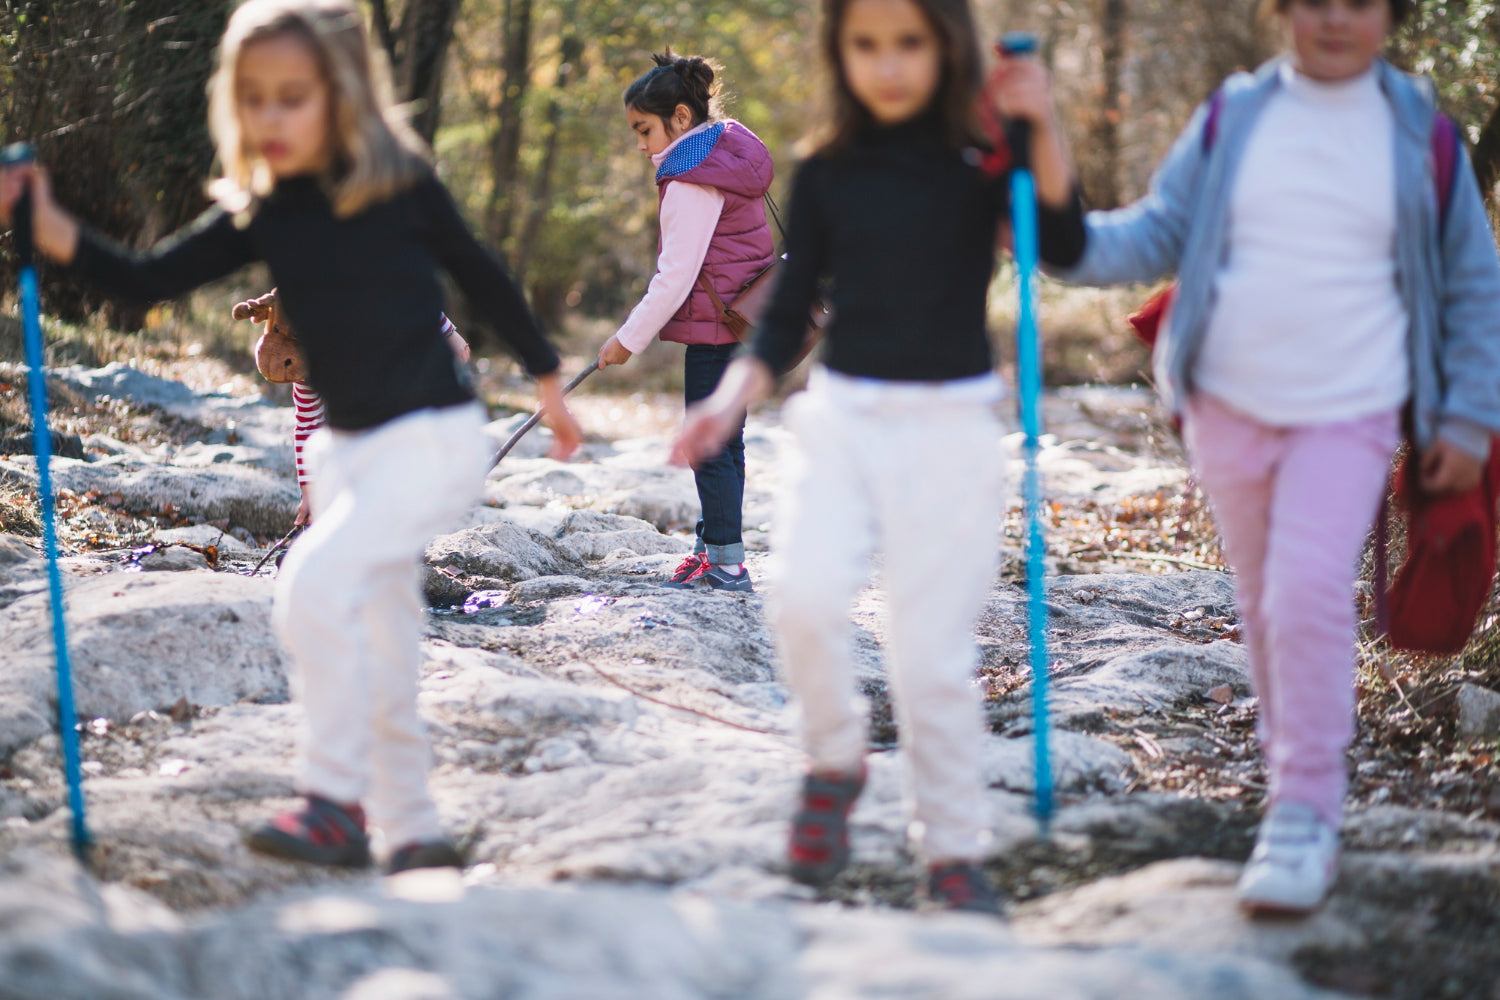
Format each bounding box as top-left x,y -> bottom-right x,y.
2,282 -> 263,379
0,481 -> 41,537
989,276 -> 1158,387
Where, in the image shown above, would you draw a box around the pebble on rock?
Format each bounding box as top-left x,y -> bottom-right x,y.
1456,683 -> 1500,742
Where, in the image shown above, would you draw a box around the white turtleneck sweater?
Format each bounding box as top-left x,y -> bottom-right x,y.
1196,62 -> 1410,425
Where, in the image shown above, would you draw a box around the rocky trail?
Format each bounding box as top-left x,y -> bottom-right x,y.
0,361 -> 1496,999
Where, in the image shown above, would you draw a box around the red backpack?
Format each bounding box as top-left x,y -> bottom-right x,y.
1126,92 -> 1493,655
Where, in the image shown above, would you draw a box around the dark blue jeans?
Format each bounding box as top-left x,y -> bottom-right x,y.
684,342 -> 746,565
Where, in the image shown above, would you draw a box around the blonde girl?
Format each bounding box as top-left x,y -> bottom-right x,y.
1,0 -> 583,873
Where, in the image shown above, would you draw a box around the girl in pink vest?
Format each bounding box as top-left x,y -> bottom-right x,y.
598,51 -> 775,592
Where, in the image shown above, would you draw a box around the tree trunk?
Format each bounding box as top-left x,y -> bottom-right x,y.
370,0 -> 398,63
515,32 -> 583,286
487,0 -> 534,247
1090,0 -> 1127,208
369,0 -> 462,146
402,0 -> 462,144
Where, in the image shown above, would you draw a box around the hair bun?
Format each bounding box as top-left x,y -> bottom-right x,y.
628,49 -> 723,126
679,56 -> 714,90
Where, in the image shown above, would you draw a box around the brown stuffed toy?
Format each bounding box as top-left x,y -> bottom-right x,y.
233,289 -> 306,384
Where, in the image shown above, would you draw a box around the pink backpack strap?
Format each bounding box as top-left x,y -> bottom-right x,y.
1431,112 -> 1459,227
1374,493 -> 1391,637
1201,88 -> 1225,154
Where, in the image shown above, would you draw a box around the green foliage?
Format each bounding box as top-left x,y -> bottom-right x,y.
439,0 -> 818,329
1393,0 -> 1500,138
3,0 -> 1499,343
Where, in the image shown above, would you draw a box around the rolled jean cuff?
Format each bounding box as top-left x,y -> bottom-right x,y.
704,540 -> 745,565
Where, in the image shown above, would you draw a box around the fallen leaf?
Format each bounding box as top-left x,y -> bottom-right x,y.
166,696 -> 200,723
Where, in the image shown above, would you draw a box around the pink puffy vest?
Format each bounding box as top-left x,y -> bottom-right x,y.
655,121 -> 775,346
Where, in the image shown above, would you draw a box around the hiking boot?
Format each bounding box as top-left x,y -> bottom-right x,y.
666,552 -> 709,586
1237,801 -> 1340,915
663,560 -> 754,593
245,794 -> 372,868
925,860 -> 1004,915
388,838 -> 464,874
787,764 -> 867,886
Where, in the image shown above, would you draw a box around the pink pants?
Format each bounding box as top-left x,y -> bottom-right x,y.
1184,394 -> 1399,827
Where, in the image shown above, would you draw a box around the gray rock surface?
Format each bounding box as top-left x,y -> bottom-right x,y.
0,572 -> 285,753
0,363 -> 1493,999
1456,682 -> 1500,741
0,855 -> 1341,1000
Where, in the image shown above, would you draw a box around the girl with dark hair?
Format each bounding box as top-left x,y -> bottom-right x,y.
598,50 -> 774,592
1054,0 -> 1500,913
673,0 -> 1084,912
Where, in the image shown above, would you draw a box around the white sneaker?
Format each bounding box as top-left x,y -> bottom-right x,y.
1236,801 -> 1340,915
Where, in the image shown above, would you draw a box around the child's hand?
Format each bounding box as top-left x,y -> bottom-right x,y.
0,163 -> 80,264
295,488 -> 313,527
0,161 -> 31,226
672,400 -> 743,468
985,45 -> 1077,209
598,334 -> 633,368
447,330 -> 471,364
985,52 -> 1057,132
670,356 -> 772,468
1421,440 -> 1484,495
536,373 -> 583,461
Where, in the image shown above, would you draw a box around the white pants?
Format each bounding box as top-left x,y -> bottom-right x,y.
273,402 -> 490,847
769,370 -> 1005,863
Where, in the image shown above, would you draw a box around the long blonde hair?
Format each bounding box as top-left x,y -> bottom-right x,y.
207,0 -> 428,219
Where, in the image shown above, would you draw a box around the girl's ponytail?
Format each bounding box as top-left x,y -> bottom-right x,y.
624,49 -> 723,126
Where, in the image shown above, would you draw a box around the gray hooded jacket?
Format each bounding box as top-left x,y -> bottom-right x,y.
1054,58 -> 1500,460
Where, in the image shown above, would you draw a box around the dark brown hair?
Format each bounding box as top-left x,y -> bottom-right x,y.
1259,0 -> 1411,25
623,49 -> 722,127
811,0 -> 984,155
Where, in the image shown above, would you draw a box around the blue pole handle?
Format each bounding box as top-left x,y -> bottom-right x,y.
997,32 -> 1040,173
3,142 -> 36,268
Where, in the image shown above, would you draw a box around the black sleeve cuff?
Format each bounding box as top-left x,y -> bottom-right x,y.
524,350 -> 562,378
1037,187 -> 1086,269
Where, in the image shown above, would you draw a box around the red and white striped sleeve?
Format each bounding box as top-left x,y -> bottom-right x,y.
291,380 -> 325,487
440,313 -> 457,338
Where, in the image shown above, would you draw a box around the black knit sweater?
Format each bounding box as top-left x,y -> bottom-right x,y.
751,115 -> 1085,380
70,171 -> 558,430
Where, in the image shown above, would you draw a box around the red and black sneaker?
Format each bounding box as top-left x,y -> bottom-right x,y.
387,838 -> 464,874
245,794 -> 372,868
787,763 -> 867,886
663,556 -> 755,593
925,860 -> 1004,915
666,553 -> 709,586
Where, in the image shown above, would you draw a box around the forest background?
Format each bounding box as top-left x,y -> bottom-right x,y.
2,0 -> 1500,380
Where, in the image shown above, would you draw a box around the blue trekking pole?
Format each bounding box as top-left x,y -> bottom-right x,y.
3,142 -> 91,861
999,33 -> 1053,833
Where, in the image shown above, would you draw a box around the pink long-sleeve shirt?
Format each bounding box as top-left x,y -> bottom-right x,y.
614,124 -> 727,354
